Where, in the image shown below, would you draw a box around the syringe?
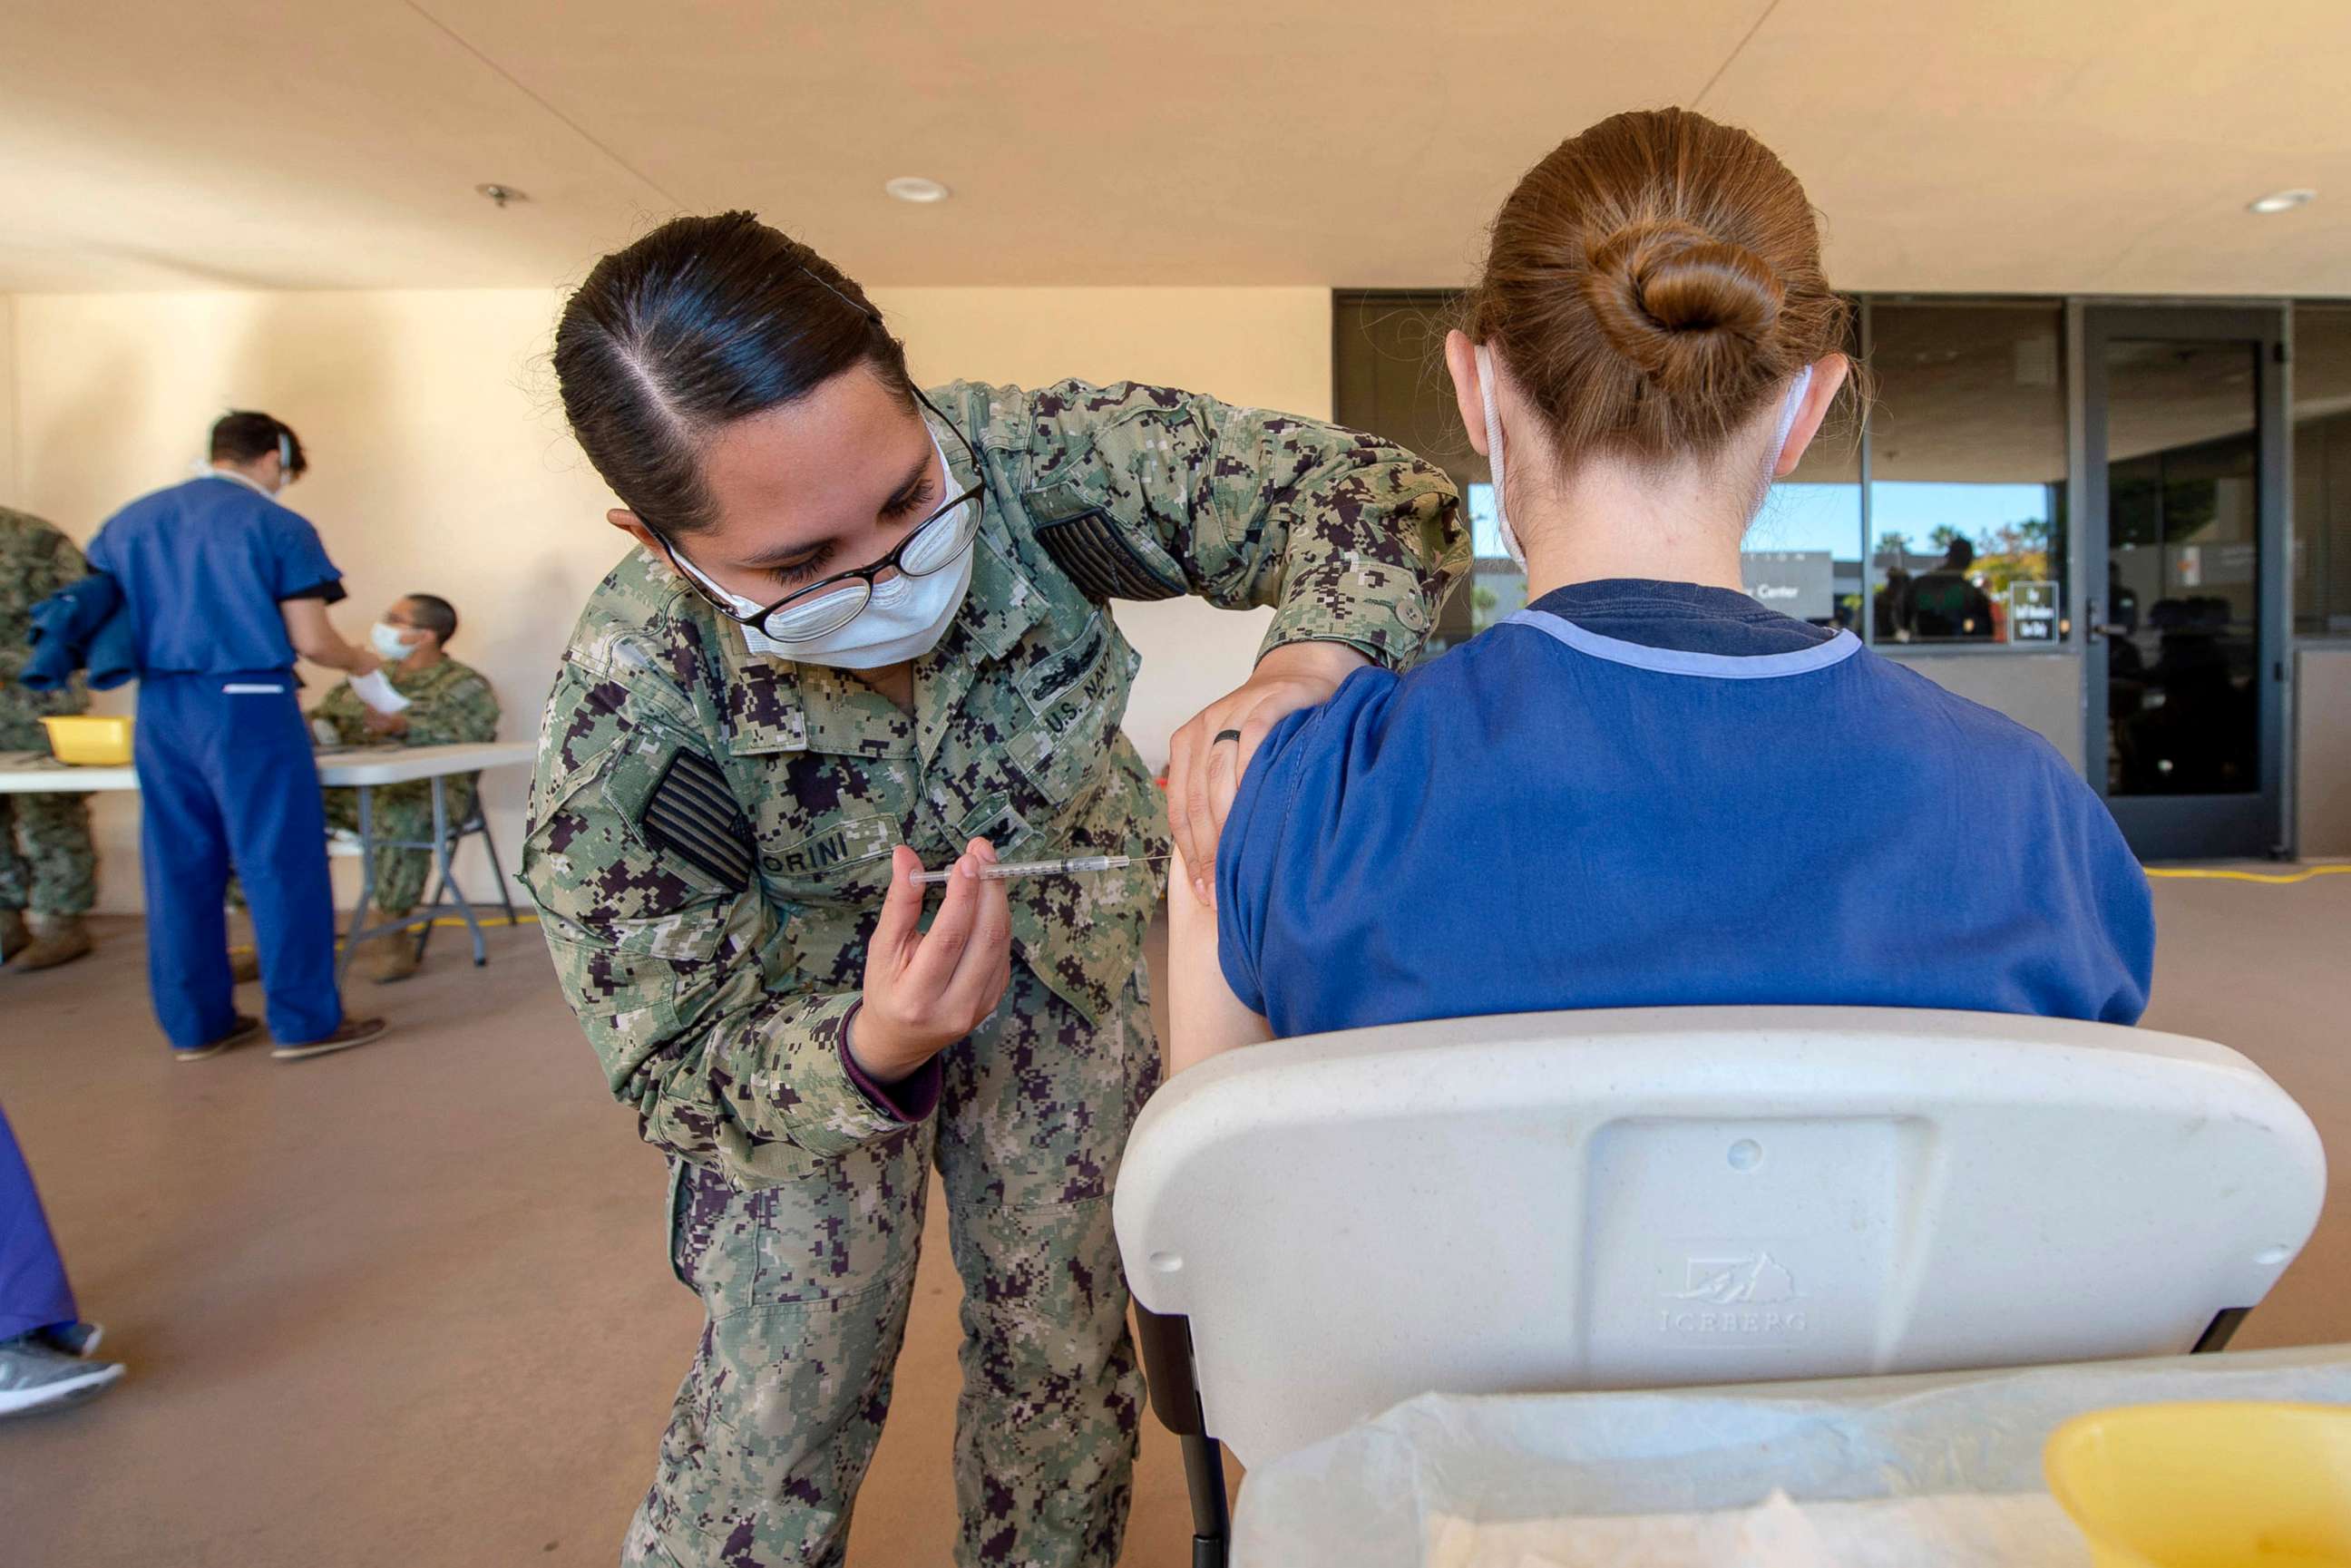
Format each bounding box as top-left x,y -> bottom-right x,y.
911,852 -> 1167,887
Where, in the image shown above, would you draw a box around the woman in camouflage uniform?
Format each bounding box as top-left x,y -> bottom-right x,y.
524,212 -> 1463,1568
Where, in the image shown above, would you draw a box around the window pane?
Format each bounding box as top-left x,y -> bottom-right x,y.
2292,303 -> 2351,636
1867,304 -> 2068,648
2103,337 -> 2261,795
1463,482 -> 1528,632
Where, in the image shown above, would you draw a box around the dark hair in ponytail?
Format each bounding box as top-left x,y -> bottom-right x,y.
553,211 -> 915,533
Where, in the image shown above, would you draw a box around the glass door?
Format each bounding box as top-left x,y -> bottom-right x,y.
2083,307 -> 2288,860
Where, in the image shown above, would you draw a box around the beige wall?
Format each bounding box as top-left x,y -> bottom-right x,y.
5,286 -> 1329,911
1880,650 -> 2087,776
0,295 -> 17,499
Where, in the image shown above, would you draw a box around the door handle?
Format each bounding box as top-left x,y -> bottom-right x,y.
2083,599 -> 2130,641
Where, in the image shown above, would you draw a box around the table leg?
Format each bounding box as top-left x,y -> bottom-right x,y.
481,815 -> 521,927
338,784 -> 375,988
431,776 -> 487,967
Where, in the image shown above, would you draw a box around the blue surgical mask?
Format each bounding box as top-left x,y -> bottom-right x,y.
369,622 -> 416,663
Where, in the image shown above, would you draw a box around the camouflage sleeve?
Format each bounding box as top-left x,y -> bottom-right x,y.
1005,380 -> 1468,669
404,671 -> 501,746
30,523 -> 90,601
1,514 -> 89,696
307,682 -> 367,745
520,648 -> 917,1185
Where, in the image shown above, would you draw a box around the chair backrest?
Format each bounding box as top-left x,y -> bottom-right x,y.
1113,1007 -> 2326,1469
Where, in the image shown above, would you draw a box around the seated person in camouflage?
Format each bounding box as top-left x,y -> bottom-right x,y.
304,594 -> 499,982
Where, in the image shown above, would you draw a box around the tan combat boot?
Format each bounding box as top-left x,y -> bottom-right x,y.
0,910 -> 29,966
367,941 -> 422,985
12,914 -> 92,972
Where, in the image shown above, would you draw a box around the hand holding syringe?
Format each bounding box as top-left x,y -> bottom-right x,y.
854,840 -> 1013,1087
855,841 -> 1167,1086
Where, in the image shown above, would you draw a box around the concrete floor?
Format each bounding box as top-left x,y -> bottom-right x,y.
1,874 -> 2346,1565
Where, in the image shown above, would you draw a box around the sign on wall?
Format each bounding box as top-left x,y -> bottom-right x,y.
2009,580 -> 2059,643
1740,550 -> 1834,622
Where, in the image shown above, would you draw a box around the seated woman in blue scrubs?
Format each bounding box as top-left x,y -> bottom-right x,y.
1170,108 -> 2153,1068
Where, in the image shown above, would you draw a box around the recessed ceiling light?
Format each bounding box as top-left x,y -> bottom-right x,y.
2249,188 -> 2316,214
884,176 -> 951,204
475,183 -> 527,209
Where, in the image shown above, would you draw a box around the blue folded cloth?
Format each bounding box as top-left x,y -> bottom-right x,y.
21,572 -> 136,692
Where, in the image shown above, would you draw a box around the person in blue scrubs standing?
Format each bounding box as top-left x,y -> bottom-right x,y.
86,412 -> 391,1062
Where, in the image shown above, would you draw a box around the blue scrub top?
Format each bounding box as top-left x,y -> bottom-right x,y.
1217,579 -> 2155,1038
86,472 -> 344,676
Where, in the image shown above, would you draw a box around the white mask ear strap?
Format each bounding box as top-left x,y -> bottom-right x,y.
1769,364 -> 1817,472
1475,344 -> 1507,481
1475,344 -> 1530,571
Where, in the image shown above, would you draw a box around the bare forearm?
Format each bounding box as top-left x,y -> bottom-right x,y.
280,599 -> 376,673
305,636 -> 372,673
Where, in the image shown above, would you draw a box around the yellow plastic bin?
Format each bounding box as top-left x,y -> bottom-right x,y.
2046,1402 -> 2351,1568
39,715 -> 133,765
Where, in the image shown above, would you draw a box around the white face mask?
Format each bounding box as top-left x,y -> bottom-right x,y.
369,622 -> 418,663
675,427 -> 978,670
1474,345 -> 1815,571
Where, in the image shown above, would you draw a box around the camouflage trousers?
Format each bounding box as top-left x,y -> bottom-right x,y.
323,779 -> 473,918
625,959 -> 1159,1568
0,792 -> 96,917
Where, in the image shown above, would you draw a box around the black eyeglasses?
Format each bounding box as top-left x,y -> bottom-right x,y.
652,390 -> 985,645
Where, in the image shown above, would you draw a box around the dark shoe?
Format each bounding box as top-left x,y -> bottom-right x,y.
0,910 -> 28,965
228,948 -> 261,985
174,1014 -> 263,1063
12,915 -> 93,972
367,942 -> 422,985
272,1017 -> 389,1062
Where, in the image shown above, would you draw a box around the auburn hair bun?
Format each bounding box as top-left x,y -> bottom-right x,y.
1580,219 -> 1788,403
1468,109 -> 1848,460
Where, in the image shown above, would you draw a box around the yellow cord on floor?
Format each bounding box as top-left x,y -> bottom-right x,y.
2142,864 -> 2351,886
405,912 -> 540,928
226,911 -> 539,959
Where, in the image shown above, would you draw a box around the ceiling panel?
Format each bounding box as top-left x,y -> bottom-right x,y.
1702,0 -> 2351,295
0,1 -> 665,289
4,0 -> 2349,294
405,0 -> 1758,287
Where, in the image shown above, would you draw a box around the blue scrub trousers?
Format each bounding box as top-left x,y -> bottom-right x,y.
0,1105 -> 74,1343
135,672 -> 342,1049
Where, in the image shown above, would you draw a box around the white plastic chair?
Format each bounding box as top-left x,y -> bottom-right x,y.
1112,1007 -> 2327,1568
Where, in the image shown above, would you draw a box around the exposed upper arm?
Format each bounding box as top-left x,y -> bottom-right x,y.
1166,843 -> 1273,1075
280,595 -> 334,658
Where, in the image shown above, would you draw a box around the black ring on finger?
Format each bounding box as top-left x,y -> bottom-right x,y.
1213,729 -> 1244,745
